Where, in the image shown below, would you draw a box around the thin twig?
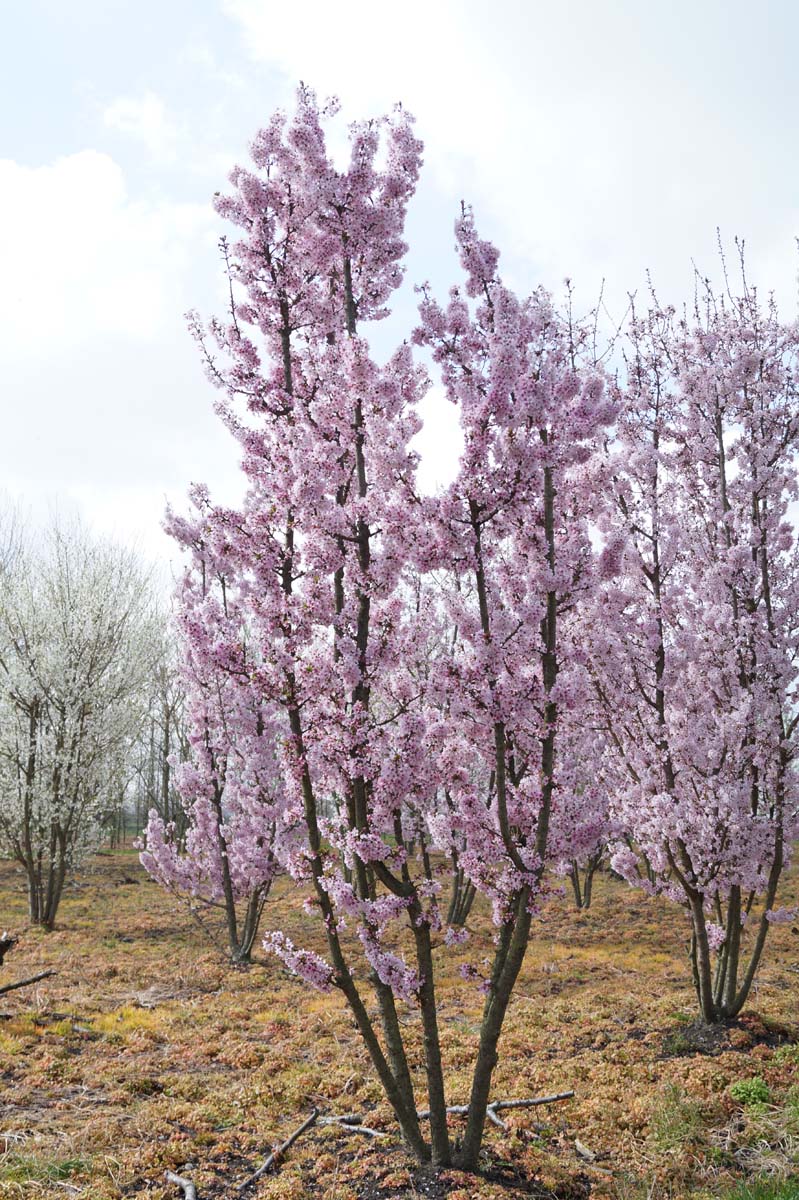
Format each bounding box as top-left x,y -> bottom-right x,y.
165,1169 -> 197,1199
0,969 -> 56,997
237,1108 -> 319,1191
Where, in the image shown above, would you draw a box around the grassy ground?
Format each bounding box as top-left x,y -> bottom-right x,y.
0,853 -> 797,1200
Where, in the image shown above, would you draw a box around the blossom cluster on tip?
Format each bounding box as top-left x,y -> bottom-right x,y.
263,931 -> 335,991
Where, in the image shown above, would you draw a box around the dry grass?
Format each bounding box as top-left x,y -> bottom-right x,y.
0,853 -> 797,1199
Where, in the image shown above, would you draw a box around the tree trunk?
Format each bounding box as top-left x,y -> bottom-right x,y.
457,889 -> 532,1170
233,883 -> 270,963
413,920 -> 451,1166
42,837 -> 69,932
447,863 -> 476,926
26,868 -> 41,925
688,897 -> 721,1023
569,863 -> 583,909
583,858 -> 598,908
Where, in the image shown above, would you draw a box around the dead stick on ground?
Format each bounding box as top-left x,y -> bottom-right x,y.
417,1091 -> 575,1121
165,1169 -> 197,1199
237,1108 -> 319,1192
492,1092 -> 575,1111
318,1115 -> 383,1137
0,970 -> 56,997
335,1124 -> 383,1138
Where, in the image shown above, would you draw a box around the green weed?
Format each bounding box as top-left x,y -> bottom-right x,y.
651,1082 -> 706,1150
0,1155 -> 90,1183
730,1077 -> 772,1107
722,1179 -> 799,1200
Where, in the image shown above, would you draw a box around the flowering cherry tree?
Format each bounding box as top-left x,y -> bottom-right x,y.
169,87 -> 613,1169
548,722 -> 615,910
140,536 -> 288,963
593,285 -> 799,1022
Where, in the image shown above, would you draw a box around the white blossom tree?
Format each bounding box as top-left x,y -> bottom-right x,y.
0,518 -> 157,928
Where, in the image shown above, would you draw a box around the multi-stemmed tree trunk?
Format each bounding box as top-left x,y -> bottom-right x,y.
566,851 -> 604,910
205,763 -> 274,965
446,856 -> 477,926
169,91 -> 614,1171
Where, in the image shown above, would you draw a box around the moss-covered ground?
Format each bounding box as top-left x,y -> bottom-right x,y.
0,854 -> 797,1199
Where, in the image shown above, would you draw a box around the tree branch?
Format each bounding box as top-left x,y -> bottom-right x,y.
416,1090 -> 575,1121
237,1108 -> 319,1191
0,969 -> 56,997
165,1169 -> 197,1199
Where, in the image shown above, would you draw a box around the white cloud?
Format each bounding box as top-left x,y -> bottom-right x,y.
223,0 -> 799,317
0,150 -> 241,563
0,150 -> 213,354
5,1 -> 797,569
103,90 -> 179,160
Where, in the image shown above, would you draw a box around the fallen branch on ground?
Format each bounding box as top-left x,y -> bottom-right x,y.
234,1107 -> 385,1191
490,1092 -> 575,1111
318,1115 -> 383,1137
0,969 -> 56,997
417,1090 -> 575,1132
237,1108 -> 319,1192
417,1090 -> 575,1118
165,1169 -> 197,1199
220,1094 -> 574,1192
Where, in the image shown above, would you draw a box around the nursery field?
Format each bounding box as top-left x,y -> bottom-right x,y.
0,854 -> 797,1200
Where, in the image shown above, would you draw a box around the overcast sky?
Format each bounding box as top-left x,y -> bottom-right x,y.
2,0 -> 798,569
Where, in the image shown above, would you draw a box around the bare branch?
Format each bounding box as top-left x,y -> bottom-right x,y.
165,1169 -> 197,1199
417,1090 -> 574,1121
0,968 -> 56,997
237,1108 -> 319,1191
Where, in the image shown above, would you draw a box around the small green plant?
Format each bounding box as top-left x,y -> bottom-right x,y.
0,1157 -> 89,1184
706,1144 -> 734,1167
662,1030 -> 692,1055
651,1082 -> 705,1150
773,1043 -> 799,1066
722,1179 -> 799,1200
729,1077 -> 772,1107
